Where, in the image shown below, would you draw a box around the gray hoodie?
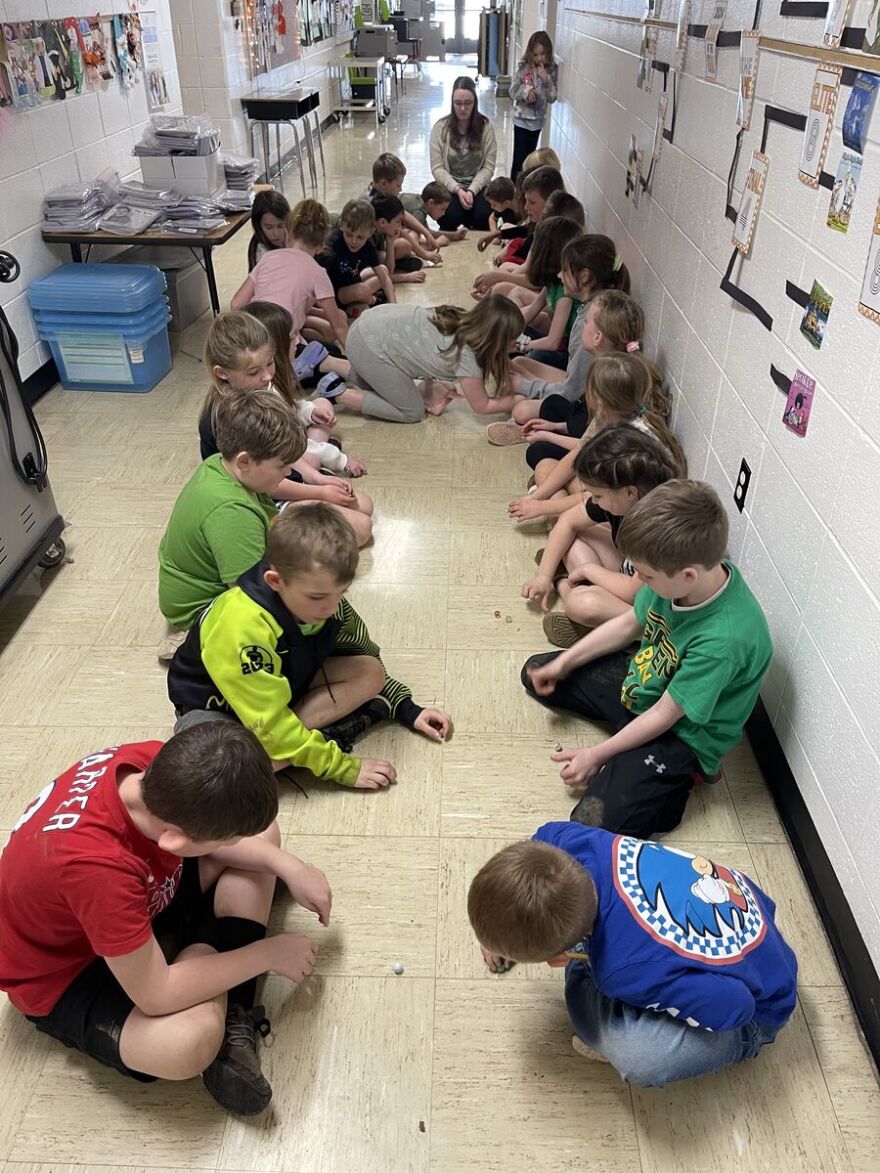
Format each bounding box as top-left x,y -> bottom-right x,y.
510,61 -> 558,132
517,299 -> 593,402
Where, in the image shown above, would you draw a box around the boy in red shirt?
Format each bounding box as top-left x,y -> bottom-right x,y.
0,722 -> 331,1116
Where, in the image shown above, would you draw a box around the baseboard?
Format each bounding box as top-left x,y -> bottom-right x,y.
746,699 -> 880,1068
22,356 -> 58,408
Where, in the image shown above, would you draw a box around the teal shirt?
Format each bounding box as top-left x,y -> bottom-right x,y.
621,563 -> 772,774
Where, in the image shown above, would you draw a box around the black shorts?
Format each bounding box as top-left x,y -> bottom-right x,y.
26,858 -> 219,1082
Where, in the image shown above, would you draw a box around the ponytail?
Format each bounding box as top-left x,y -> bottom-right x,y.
585,354 -> 686,474
574,423 -> 682,496
561,234 -> 631,297
287,198 -> 331,250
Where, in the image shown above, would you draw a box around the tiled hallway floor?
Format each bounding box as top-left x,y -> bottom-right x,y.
0,63 -> 878,1173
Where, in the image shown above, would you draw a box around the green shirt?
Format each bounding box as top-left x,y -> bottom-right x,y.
546,280 -> 580,341
621,563 -> 772,774
158,454 -> 277,629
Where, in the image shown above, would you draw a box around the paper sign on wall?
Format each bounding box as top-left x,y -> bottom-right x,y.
823,0 -> 852,47
858,197 -> 880,325
637,26 -> 658,93
736,30 -> 760,131
800,280 -> 833,349
842,72 -> 879,155
826,150 -> 862,234
798,65 -> 841,187
674,0 -> 692,73
704,0 -> 727,85
782,370 -> 815,438
732,150 -> 769,255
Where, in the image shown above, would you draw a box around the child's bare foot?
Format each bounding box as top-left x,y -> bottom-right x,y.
396,271 -> 426,284
420,379 -> 458,415
346,456 -> 368,477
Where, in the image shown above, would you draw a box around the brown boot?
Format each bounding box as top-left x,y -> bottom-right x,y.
543,612 -> 589,649
202,1004 -> 272,1116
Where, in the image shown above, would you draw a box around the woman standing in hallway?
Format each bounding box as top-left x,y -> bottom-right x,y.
429,76 -> 498,232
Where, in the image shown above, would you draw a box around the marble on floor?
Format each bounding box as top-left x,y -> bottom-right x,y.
0,61 -> 878,1173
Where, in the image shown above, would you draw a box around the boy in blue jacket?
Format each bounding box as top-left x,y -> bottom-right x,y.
468,822 -> 798,1086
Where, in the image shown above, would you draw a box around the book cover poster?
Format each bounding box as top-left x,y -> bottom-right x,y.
782,370 -> 815,438
799,64 -> 841,186
799,280 -> 833,350
826,150 -> 862,234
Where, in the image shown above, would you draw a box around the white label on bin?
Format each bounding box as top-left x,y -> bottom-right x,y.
57,333 -> 133,384
129,344 -> 145,364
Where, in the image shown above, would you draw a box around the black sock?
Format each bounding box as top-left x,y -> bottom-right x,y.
214,915 -> 267,1009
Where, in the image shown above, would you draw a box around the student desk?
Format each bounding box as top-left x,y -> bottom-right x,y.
41,210 -> 251,317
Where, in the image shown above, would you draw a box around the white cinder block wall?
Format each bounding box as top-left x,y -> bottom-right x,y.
172,0 -> 350,158
549,1 -> 880,968
0,0 -> 182,380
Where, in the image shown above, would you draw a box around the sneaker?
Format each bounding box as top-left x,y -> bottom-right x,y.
202,1004 -> 272,1116
395,255 -> 423,272
543,612 -> 589,649
157,628 -> 186,663
486,421 -> 525,446
319,695 -> 392,752
571,1034 -> 610,1064
293,340 -> 329,380
315,372 -> 347,400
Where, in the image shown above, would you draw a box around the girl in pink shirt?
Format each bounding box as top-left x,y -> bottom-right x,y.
232,200 -> 350,383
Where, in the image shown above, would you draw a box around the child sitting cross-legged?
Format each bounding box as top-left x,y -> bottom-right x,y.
159,386 -> 306,643
404,182 -> 468,248
361,151 -> 442,262
317,198 -> 395,319
468,824 -> 798,1086
523,425 -> 683,649
168,504 -> 453,791
522,480 -> 773,840
0,721 -> 332,1115
476,176 -> 520,252
371,195 -> 427,285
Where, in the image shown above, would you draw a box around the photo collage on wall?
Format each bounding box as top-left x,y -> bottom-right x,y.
0,10 -> 142,109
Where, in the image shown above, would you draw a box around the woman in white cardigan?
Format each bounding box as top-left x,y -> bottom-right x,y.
429,75 -> 498,231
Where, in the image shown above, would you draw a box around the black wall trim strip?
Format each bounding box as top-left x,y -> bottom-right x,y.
770,363 -> 792,394
779,0 -> 828,14
841,27 -> 867,48
721,248 -> 774,330
818,169 -> 836,190
718,30 -> 743,47
762,105 -> 806,152
786,279 -> 811,308
841,67 -> 858,87
746,699 -> 880,1068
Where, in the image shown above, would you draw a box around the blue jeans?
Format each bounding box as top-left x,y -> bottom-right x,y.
565,962 -> 779,1086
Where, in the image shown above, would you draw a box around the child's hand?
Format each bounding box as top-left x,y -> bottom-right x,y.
354,757 -> 397,790
472,272 -> 497,295
521,573 -> 553,611
268,933 -> 318,983
414,708 -> 452,742
527,659 -> 563,696
567,563 -> 600,588
518,418 -> 547,438
554,746 -> 604,788
453,227 -> 468,240
480,944 -> 511,973
283,859 -> 333,926
320,482 -> 356,507
346,456 -> 368,478
508,496 -> 544,522
311,399 -> 337,428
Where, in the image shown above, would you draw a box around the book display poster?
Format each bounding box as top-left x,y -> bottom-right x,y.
799,279 -> 833,349
732,150 -> 769,255
705,0 -> 727,85
782,370 -> 815,438
674,0 -> 692,73
826,150 -> 862,234
858,197 -> 880,324
799,64 -> 841,187
736,30 -> 760,131
842,72 -> 879,155
823,0 -> 852,47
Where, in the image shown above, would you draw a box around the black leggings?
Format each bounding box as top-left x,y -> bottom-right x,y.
521,650 -> 702,840
437,189 -> 493,231
511,125 -> 541,180
525,394 -> 589,469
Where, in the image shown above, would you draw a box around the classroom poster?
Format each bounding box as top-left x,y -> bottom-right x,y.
704,0 -> 727,85
140,9 -> 168,109
736,30 -> 760,131
732,150 -> 769,255
799,64 -> 841,187
842,72 -> 879,155
826,150 -> 862,234
674,0 -> 691,73
866,1 -> 880,53
858,197 -> 880,324
823,0 -> 851,47
652,92 -> 668,164
782,370 -> 815,437
799,280 -> 833,349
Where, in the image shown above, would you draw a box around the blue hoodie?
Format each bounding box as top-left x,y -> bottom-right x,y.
534,822 -> 798,1032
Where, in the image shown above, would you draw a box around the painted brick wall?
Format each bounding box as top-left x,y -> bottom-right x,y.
0,0 -> 182,379
550,1 -> 880,968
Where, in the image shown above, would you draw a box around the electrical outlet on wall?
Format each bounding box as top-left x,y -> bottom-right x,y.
734,458 -> 751,513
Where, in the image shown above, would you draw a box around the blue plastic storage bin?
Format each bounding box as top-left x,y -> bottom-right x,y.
28,263 -> 172,393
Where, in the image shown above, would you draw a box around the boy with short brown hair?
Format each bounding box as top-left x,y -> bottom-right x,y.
522,481 -> 773,839
468,823 -> 797,1086
168,504 -> 452,790
362,152 -> 444,263
0,721 -> 332,1115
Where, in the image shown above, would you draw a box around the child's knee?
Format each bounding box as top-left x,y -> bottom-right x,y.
566,587 -> 604,626
354,490 -> 374,516
399,402 -> 426,423
394,238 -> 413,258
348,509 -> 373,546
168,1000 -> 227,1079
512,400 -> 534,424
363,655 -> 386,694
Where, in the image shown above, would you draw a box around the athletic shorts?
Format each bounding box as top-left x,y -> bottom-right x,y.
26,858 -> 219,1082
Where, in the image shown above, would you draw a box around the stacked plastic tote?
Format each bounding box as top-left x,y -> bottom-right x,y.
27,264 -> 172,394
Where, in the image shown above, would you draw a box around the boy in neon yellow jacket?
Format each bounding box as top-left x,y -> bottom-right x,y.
168,504 -> 451,791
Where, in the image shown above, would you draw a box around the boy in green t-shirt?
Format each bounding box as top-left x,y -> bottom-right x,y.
158,389 -> 306,636
521,480 -> 772,840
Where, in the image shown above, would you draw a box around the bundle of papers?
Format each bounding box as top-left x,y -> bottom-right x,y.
216,188 -> 254,211
155,217 -> 228,234
96,206 -> 162,235
42,178 -> 114,233
115,181 -> 183,211
133,114 -> 221,156
222,154 -> 260,190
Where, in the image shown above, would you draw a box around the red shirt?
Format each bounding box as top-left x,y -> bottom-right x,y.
0,742 -> 183,1016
